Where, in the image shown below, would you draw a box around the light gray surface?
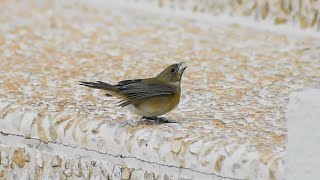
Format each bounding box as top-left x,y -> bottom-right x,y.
287,89 -> 320,180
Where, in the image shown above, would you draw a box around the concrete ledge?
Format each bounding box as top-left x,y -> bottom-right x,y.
0,0 -> 319,179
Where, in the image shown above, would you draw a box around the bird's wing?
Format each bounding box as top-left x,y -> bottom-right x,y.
117,79 -> 143,86
115,80 -> 176,107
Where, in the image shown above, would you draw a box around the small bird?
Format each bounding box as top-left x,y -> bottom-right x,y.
79,62 -> 187,122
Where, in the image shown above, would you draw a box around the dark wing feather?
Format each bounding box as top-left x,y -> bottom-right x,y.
114,80 -> 176,107
117,79 -> 142,86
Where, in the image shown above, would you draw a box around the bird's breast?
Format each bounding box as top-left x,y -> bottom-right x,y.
127,92 -> 180,117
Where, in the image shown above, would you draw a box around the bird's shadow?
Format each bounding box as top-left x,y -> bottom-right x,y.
140,116 -> 180,124
119,116 -> 180,128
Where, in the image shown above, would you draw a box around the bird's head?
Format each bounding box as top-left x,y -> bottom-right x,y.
156,62 -> 187,86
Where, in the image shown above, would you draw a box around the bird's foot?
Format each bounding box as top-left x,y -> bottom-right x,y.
141,116 -> 154,121
141,116 -> 179,124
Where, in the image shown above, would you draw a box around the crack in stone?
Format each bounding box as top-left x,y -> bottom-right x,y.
0,131 -> 243,180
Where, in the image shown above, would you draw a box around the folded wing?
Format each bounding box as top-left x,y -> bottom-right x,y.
115,79 -> 176,107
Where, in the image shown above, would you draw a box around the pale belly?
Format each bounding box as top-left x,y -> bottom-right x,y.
126,94 -> 180,117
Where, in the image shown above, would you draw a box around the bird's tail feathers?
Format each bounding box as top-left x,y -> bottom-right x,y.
79,81 -> 119,92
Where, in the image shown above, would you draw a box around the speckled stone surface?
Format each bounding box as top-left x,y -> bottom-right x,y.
0,0 -> 320,179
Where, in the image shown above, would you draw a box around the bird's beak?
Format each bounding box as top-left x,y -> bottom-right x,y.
178,62 -> 187,74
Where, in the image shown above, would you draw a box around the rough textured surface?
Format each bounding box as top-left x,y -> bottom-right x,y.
0,0 -> 320,179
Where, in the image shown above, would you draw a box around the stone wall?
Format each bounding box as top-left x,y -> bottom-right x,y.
0,0 -> 319,179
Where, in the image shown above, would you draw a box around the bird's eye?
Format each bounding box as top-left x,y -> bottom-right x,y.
171,68 -> 175,73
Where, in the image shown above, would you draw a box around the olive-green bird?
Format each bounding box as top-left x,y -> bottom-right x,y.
79,62 -> 187,122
